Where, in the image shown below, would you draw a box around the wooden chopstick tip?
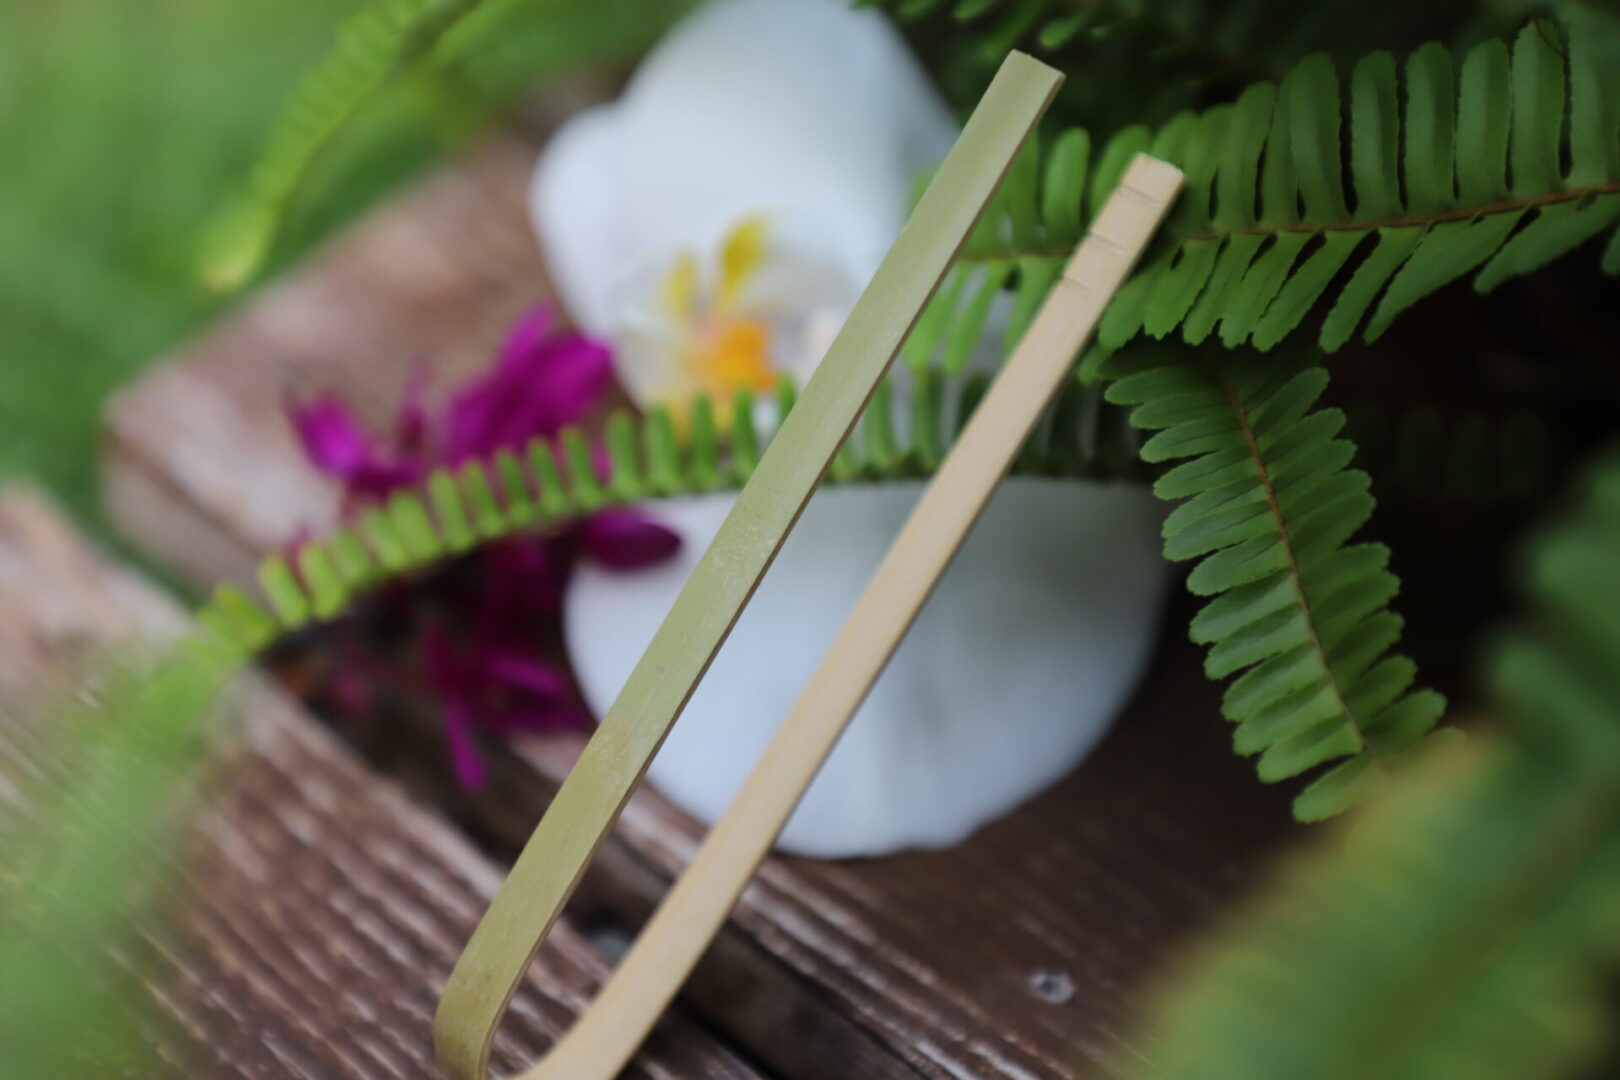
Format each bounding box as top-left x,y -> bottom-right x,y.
984,50 -> 1064,103
1059,154 -> 1183,288
1120,153 -> 1185,205
1001,48 -> 1063,81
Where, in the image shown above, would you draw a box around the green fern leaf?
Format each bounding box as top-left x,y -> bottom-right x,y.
1105,348 -> 1445,819
1474,194 -> 1620,292
1318,226 -> 1421,351
1456,36 -> 1512,204
1509,20 -> 1565,199
912,18 -> 1620,370
1251,231 -> 1361,349
204,0 -> 687,288
1350,52 -> 1401,220
1123,451 -> 1620,1080
1041,127 -> 1090,235
1364,210 -> 1525,340
1404,42 -> 1457,213
201,0 -> 483,289
0,617 -> 252,1074
192,372 -> 1132,656
872,0 -> 1483,134
1568,17 -> 1620,186
1216,233 -> 1310,347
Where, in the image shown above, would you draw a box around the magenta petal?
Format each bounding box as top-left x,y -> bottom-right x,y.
482,653 -> 573,698
495,305 -> 555,373
580,509 -> 682,571
423,624 -> 468,694
484,700 -> 591,734
481,538 -> 570,616
536,337 -> 614,421
288,395 -> 375,478
287,393 -> 421,499
442,699 -> 487,790
346,460 -> 424,501
445,307 -> 613,462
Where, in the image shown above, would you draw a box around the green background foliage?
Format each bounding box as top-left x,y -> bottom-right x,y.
7,2 -> 1620,1073
0,0 -> 669,537
0,0 -> 432,532
1126,451 -> 1620,1080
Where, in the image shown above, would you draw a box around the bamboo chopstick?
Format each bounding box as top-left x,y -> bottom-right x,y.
503,152 -> 1183,1080
434,51 -> 1063,1080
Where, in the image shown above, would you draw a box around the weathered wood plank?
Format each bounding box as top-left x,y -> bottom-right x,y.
103,138 -> 1302,1078
0,487 -> 756,1080
308,604 -> 1293,1080
104,135 -> 549,589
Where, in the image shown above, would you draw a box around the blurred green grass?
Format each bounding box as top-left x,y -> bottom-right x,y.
0,0 -> 472,537
0,0 -> 683,547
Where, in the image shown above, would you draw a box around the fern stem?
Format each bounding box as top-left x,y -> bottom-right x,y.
203,362 -> 1133,667
1185,178 -> 1620,241
1220,372 -> 1380,766
920,25 -> 1620,359
955,177 -> 1620,266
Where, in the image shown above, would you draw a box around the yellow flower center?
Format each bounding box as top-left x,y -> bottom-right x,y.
687,316 -> 776,400
647,215 -> 782,420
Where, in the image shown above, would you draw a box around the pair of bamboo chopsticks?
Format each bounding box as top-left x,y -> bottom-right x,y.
436,49 -> 1181,1080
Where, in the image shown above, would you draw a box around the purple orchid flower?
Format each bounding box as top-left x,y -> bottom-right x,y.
444,306 -> 614,464
287,392 -> 424,500
286,304 -> 679,789
424,624 -> 586,789
576,508 -> 683,569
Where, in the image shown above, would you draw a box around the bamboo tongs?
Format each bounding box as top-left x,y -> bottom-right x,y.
436,48 -> 1181,1080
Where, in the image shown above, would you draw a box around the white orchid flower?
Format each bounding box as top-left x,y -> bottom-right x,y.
532,0 -> 955,412
532,0 -> 1170,857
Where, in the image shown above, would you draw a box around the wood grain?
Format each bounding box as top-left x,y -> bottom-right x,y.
0,487 -> 755,1080
103,135 -> 551,589
103,135 -> 1305,1078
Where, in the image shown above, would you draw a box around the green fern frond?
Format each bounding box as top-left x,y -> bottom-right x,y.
0,630 -> 247,1076
199,371 -> 1133,654
1125,451 -> 1620,1080
910,18 -> 1620,369
201,0 -> 485,290
1103,347 -> 1445,820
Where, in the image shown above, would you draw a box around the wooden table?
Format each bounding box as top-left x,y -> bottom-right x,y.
0,488 -> 753,1079
92,132 -> 1301,1077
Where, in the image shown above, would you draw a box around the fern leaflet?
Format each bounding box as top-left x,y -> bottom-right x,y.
201,0 -> 486,290
198,370 -> 1133,654
908,18 -> 1620,370
1125,452 -> 1620,1080
1103,347 -> 1445,819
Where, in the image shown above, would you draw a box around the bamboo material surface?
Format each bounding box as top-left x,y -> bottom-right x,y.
505,154 -> 1184,1080
434,51 -> 1063,1080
